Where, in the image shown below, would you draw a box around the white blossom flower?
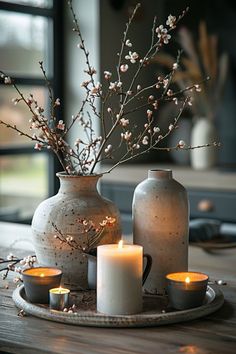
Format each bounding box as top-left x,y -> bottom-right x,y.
194,84 -> 202,92
105,216 -> 116,224
153,126 -> 160,134
125,51 -> 139,64
132,143 -> 140,150
84,67 -> 97,75
178,140 -> 186,148
153,101 -> 159,110
7,253 -> 14,261
147,110 -> 153,119
155,25 -> 171,44
104,71 -> 112,79
4,76 -> 11,84
90,82 -> 102,95
119,118 -> 129,127
105,144 -> 113,154
173,97 -> 178,105
125,39 -> 132,47
173,62 -> 178,70
169,124 -> 174,131
34,143 -> 43,151
137,85 -> 141,91
107,107 -> 112,113
121,131 -> 132,141
13,277 -> 21,283
57,120 -> 65,130
80,80 -> 90,88
120,64 -> 129,72
74,138 -> 81,146
15,267 -> 22,273
55,98 -> 60,106
188,99 -> 193,106
66,236 -> 73,242
142,136 -> 149,145
11,98 -> 19,105
167,89 -> 173,97
148,95 -> 154,101
166,15 -> 176,28
109,81 -> 122,90
163,79 -> 169,88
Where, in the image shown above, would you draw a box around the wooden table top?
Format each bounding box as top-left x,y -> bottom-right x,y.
0,238 -> 236,353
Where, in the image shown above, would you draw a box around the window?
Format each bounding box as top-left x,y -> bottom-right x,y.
0,0 -> 63,223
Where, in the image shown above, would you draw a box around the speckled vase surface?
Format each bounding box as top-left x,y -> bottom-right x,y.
32,173 -> 122,289
132,169 -> 189,295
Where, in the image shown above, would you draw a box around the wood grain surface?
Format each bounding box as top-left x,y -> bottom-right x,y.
0,244 -> 236,353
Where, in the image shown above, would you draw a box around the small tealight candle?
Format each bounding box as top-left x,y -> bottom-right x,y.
22,267 -> 62,304
166,272 -> 209,310
97,240 -> 143,315
49,287 -> 70,311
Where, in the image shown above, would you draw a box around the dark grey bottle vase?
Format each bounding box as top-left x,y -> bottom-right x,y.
132,169 -> 189,295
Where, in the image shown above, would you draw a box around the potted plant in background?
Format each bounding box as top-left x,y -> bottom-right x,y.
0,2 -> 219,288
154,21 -> 228,169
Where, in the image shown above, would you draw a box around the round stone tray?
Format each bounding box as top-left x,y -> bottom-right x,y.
12,285 -> 224,328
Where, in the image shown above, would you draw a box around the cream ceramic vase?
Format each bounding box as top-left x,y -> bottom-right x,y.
31,173 -> 122,289
132,169 -> 189,295
191,117 -> 217,170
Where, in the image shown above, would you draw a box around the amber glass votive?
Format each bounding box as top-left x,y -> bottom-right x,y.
166,272 -> 209,310
22,267 -> 62,304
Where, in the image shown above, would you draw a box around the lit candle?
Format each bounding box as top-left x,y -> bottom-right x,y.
166,272 -> 209,310
49,287 -> 70,310
97,240 -> 143,315
22,267 -> 62,304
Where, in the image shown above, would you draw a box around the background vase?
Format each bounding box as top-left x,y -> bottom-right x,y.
31,173 -> 122,289
132,169 -> 189,295
190,117 -> 217,170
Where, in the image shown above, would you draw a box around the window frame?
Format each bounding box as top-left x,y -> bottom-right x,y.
0,0 -> 64,222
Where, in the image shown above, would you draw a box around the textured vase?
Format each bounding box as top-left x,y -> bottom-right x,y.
190,117 -> 217,170
31,173 -> 122,289
132,169 -> 189,295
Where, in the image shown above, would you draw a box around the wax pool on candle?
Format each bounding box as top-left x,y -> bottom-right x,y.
97,241 -> 143,316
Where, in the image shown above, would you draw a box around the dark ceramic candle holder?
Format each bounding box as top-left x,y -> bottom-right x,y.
166,272 -> 209,310
22,267 -> 62,304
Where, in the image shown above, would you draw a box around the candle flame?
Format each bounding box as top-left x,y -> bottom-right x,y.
118,240 -> 123,249
40,273 -> 45,277
185,276 -> 190,284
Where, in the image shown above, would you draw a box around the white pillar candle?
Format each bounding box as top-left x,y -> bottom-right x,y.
97,241 -> 143,315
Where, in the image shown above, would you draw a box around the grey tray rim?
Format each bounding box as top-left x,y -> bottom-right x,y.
12,285 -> 224,328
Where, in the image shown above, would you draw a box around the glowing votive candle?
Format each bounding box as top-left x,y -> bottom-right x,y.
22,267 -> 62,304
166,272 -> 209,310
49,287 -> 70,310
97,240 -> 143,315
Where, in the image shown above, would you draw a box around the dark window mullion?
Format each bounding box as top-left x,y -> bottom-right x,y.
48,0 -> 65,195
0,78 -> 53,86
0,146 -> 45,155
0,1 -> 54,17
